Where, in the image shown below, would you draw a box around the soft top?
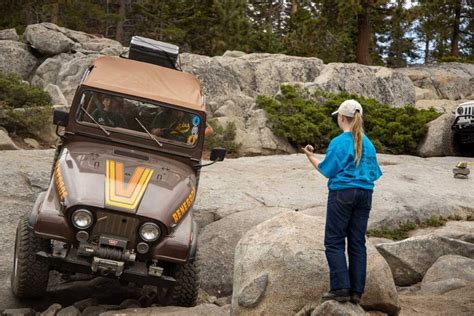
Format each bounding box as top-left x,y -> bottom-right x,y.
82,56 -> 205,111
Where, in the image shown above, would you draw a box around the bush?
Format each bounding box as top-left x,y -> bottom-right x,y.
0,72 -> 52,136
437,56 -> 474,64
0,73 -> 51,108
4,107 -> 53,135
366,222 -> 417,241
366,215 -> 447,241
204,119 -> 241,156
257,85 -> 441,155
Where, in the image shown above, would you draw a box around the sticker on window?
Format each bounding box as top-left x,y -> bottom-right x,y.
192,116 -> 201,126
187,135 -> 198,145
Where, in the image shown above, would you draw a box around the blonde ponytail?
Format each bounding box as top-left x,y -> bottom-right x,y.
350,111 -> 364,166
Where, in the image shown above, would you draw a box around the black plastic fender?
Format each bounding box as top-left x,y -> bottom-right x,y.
28,191 -> 46,229
188,219 -> 199,262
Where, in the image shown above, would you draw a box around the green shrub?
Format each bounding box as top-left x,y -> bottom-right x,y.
0,72 -> 52,136
438,56 -> 474,64
447,214 -> 463,221
257,85 -> 441,155
204,119 -> 241,156
366,222 -> 417,241
0,73 -> 51,109
422,215 -> 447,227
366,215 -> 448,241
4,107 -> 52,135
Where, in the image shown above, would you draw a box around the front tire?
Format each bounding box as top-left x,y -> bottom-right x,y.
11,216 -> 50,298
166,259 -> 200,307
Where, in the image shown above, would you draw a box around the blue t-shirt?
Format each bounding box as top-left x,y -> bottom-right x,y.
318,132 -> 382,191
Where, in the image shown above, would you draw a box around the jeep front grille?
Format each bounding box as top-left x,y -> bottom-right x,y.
463,105 -> 473,117
92,211 -> 139,247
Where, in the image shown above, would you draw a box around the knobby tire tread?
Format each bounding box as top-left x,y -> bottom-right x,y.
11,216 -> 50,298
167,257 -> 200,307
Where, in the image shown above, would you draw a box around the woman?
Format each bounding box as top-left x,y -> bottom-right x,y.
302,99 -> 382,304
91,95 -> 127,128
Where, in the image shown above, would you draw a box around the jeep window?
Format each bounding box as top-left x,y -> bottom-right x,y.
76,91 -> 201,146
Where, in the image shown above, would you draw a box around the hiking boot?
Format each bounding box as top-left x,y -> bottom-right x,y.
350,292 -> 362,304
321,289 -> 351,302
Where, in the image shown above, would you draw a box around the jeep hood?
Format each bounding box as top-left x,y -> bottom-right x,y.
55,142 -> 196,229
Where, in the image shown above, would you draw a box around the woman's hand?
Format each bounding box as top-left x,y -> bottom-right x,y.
302,144 -> 320,172
302,144 -> 314,156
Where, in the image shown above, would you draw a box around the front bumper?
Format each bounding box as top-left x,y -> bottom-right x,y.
452,115 -> 474,145
32,189 -> 195,264
453,128 -> 474,144
38,247 -> 176,287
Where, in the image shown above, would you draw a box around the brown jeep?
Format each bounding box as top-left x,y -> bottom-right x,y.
10,54 -> 226,306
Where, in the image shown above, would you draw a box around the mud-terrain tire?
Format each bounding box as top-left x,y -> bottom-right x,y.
166,259 -> 200,307
11,216 -> 50,298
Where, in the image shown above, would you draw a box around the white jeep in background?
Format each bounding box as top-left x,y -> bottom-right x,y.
452,100 -> 474,146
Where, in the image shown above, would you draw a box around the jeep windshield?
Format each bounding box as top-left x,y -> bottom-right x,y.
76,90 -> 201,147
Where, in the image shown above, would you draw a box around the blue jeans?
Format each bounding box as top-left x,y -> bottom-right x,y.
324,188 -> 373,294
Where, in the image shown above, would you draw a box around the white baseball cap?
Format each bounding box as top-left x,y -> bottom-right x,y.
331,99 -> 363,117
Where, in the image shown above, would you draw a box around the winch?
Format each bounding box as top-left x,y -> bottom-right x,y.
77,235 -> 136,261
76,235 -> 135,277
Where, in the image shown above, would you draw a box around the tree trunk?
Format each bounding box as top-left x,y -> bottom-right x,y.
450,1 -> 461,57
266,1 -> 272,24
158,1 -> 163,41
291,0 -> 298,16
356,0 -> 371,65
424,35 -> 430,64
116,0 -> 126,43
105,0 -> 109,37
51,0 -> 59,24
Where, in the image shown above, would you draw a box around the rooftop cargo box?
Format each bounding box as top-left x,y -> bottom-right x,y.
129,36 -> 180,70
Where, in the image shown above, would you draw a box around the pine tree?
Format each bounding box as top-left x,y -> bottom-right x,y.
385,0 -> 418,67
1,0 -> 471,63
414,0 -> 473,62
206,0 -> 250,55
247,0 -> 285,53
413,0 -> 439,63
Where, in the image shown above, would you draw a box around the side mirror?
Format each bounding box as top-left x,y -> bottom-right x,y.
210,148 -> 227,162
53,109 -> 69,127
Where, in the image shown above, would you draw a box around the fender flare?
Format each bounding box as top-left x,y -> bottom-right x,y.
28,191 -> 47,229
188,219 -> 199,262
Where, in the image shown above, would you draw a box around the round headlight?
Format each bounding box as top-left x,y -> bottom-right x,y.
72,209 -> 93,229
139,222 -> 161,242
457,107 -> 464,115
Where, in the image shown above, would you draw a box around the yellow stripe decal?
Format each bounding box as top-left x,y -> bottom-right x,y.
171,187 -> 196,224
105,160 -> 154,210
54,161 -> 68,201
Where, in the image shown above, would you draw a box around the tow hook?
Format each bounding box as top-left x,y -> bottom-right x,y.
91,257 -> 125,277
148,260 -> 164,277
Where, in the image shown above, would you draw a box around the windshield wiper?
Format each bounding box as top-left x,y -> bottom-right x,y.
80,106 -> 110,136
135,118 -> 163,147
